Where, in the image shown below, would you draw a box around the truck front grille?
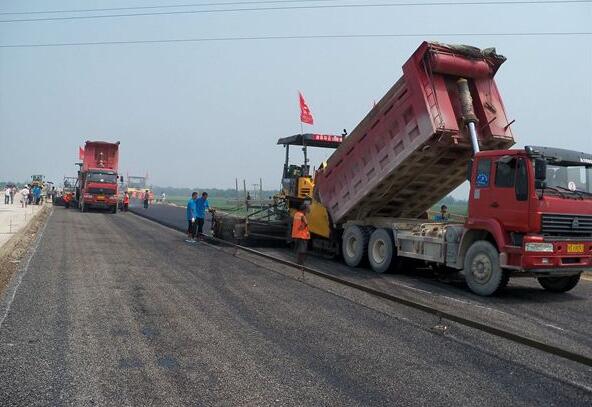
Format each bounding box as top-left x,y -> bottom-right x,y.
87,188 -> 115,195
541,214 -> 592,238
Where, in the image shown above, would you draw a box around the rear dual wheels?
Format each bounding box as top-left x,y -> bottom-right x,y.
368,228 -> 396,273
342,225 -> 371,267
342,226 -> 396,273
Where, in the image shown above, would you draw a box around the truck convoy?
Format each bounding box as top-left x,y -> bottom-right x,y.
214,41 -> 592,296
76,141 -> 121,213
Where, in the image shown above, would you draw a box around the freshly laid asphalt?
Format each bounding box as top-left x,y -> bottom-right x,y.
0,206 -> 591,406
133,203 -> 592,358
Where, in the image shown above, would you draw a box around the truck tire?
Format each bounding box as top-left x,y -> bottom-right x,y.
463,240 -> 504,296
112,204 -> 117,214
368,228 -> 395,273
342,225 -> 370,267
537,274 -> 580,293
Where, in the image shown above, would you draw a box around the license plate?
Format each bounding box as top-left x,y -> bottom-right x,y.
567,243 -> 584,253
97,195 -> 105,201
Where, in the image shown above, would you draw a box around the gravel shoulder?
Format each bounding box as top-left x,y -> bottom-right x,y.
0,204 -> 51,298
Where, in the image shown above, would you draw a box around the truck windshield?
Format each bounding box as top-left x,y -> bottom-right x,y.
545,164 -> 592,195
87,172 -> 118,184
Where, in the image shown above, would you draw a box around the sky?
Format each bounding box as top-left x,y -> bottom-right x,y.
0,0 -> 591,198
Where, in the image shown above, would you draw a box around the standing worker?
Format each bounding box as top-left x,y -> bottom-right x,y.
186,192 -> 198,243
4,186 -> 10,205
194,192 -> 211,241
434,205 -> 450,222
123,192 -> 130,212
291,203 -> 311,265
143,189 -> 150,209
20,185 -> 29,208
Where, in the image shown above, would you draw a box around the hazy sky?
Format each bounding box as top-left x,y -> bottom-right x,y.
1,0 -> 591,197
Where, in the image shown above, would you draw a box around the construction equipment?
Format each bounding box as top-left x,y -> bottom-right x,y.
77,141 -> 121,213
57,176 -> 78,208
30,175 -> 45,188
125,175 -> 151,200
214,41 -> 592,296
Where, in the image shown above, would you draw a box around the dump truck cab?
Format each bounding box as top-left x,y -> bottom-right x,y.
463,146 -> 592,281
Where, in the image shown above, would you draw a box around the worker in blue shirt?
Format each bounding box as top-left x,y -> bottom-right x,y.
434,205 -> 450,222
186,192 -> 198,243
194,192 -> 211,240
33,185 -> 42,205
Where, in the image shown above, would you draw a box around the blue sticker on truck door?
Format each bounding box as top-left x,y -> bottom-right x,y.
475,159 -> 491,187
476,172 -> 489,187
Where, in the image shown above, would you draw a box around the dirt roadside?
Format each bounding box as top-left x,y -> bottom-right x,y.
0,205 -> 51,297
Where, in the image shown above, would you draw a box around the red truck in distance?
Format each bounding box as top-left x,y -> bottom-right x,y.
77,141 -> 121,213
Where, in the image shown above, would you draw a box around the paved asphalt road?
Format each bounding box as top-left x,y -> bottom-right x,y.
0,207 -> 591,406
133,203 -> 592,358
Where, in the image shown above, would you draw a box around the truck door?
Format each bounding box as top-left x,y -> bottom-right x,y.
469,157 -> 494,218
487,157 -> 530,234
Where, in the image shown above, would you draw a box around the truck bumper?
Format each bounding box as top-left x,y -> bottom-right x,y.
84,199 -> 117,209
502,242 -> 592,276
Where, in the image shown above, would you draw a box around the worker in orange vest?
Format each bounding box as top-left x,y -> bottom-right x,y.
291,203 -> 310,265
123,192 -> 130,212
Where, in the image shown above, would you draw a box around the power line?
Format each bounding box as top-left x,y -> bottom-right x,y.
0,0 -> 342,16
0,1 -> 590,24
1,32 -> 590,48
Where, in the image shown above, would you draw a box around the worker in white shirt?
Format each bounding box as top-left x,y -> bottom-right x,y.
20,186 -> 30,208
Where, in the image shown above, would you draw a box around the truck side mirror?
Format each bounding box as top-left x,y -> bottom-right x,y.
535,180 -> 547,189
534,158 -> 547,181
466,160 -> 473,181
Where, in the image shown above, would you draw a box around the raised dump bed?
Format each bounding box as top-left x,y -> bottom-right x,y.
314,42 -> 515,223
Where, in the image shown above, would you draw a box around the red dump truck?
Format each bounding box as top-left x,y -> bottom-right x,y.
214,42 -> 591,295
77,141 -> 121,213
310,42 -> 592,295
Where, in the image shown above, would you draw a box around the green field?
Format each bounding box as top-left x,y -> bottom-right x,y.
165,196 -> 252,216
168,194 -> 468,221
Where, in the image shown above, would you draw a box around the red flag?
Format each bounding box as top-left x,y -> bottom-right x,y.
299,92 -> 314,125
79,146 -> 84,160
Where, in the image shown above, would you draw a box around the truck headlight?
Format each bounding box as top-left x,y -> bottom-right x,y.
524,242 -> 554,252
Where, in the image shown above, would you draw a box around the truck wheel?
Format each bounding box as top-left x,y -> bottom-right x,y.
112,205 -> 117,214
342,225 -> 370,267
537,274 -> 580,293
463,240 -> 504,296
368,228 -> 395,273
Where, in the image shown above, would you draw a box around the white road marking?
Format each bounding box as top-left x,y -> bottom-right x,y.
441,295 -> 470,305
541,323 -> 565,331
0,209 -> 51,331
394,282 -> 433,295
